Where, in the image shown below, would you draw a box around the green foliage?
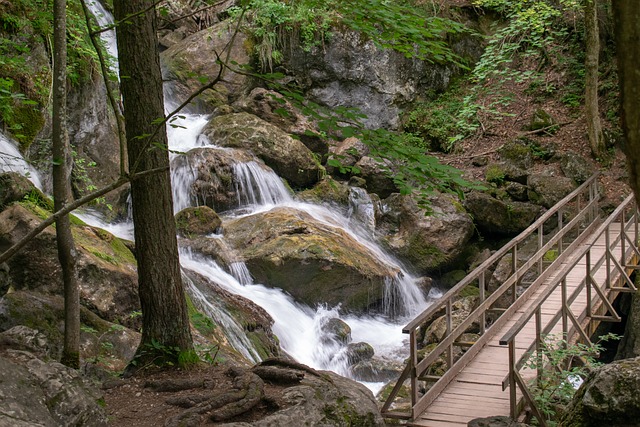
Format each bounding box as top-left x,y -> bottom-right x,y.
442,0 -> 583,149
485,164 -> 505,185
232,0 -> 468,71
524,333 -> 620,424
0,0 -> 100,146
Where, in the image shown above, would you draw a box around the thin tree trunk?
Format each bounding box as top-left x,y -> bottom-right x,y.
585,0 -> 604,158
113,0 -> 194,364
52,0 -> 80,368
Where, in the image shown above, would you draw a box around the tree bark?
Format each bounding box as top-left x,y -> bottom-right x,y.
53,0 -> 80,369
113,0 -> 194,363
613,0 -> 640,360
585,0 -> 604,158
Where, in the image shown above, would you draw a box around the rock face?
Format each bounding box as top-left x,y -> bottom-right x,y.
285,28 -> 462,129
161,20 -> 250,110
0,346 -> 108,426
223,207 -> 401,312
464,191 -> 541,235
376,193 -> 474,273
559,357 -> 640,427
202,113 -> 324,189
527,174 -> 576,209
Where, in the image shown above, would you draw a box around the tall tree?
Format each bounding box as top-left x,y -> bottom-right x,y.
585,0 -> 604,157
613,0 -> 640,359
113,0 -> 194,365
52,0 -> 80,368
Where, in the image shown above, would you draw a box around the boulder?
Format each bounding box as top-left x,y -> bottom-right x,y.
560,151 -> 595,184
527,108 -> 557,133
184,269 -> 280,362
464,192 -> 541,235
527,174 -> 576,208
354,156 -> 398,198
202,113 -> 324,189
321,318 -> 352,344
0,172 -> 37,208
175,206 -> 222,237
351,357 -> 404,383
498,140 -> 534,170
377,193 -> 474,273
297,177 -> 351,207
327,137 -> 369,173
233,87 -> 327,156
172,146 -> 271,212
559,357 -> 640,427
223,207 -> 401,313
0,351 -> 108,427
161,20 -> 250,110
0,204 -> 139,327
344,342 -> 375,364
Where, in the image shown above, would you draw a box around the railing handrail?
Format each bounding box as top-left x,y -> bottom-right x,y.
403,173 -> 600,333
499,193 -> 636,346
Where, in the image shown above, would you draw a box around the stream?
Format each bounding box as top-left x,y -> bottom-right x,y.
0,2 -> 438,395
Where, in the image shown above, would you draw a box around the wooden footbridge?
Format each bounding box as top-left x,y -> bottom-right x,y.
382,174 -> 640,426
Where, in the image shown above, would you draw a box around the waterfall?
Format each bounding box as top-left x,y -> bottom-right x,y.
81,5 -> 433,395
0,131 -> 43,190
85,0 -> 118,73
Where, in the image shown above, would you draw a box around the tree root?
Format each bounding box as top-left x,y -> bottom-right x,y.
145,378 -> 209,392
164,367 -> 264,427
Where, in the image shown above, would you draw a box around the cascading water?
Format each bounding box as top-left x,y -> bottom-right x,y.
0,131 -> 43,190
79,4 -> 434,395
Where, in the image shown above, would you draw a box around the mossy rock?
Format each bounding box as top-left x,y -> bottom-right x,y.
498,140 -> 534,170
297,177 -> 350,206
175,206 -> 222,237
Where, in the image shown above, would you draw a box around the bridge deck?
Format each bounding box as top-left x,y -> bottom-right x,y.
409,223 -> 629,426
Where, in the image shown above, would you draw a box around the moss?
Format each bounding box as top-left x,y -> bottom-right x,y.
12,103 -> 45,151
485,163 -> 506,185
459,284 -> 480,298
73,226 -> 136,267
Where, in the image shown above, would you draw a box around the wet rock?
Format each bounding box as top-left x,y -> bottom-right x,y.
175,206 -> 222,237
297,177 -> 350,206
202,113 -> 324,189
351,358 -> 404,383
345,342 -> 375,364
559,357 -> 640,427
464,192 -> 540,235
527,174 -> 576,208
173,146 -> 270,213
440,269 -> 467,289
223,207 -> 401,313
327,137 -> 369,174
321,318 -> 351,344
376,193 -> 474,274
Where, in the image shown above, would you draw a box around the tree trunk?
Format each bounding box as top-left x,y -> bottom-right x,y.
53,0 -> 80,369
614,1 -> 640,361
113,0 -> 194,364
585,0 -> 604,158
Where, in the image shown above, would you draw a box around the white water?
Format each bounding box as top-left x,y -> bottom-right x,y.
85,0 -> 118,73
79,6 -> 433,395
0,131 -> 43,190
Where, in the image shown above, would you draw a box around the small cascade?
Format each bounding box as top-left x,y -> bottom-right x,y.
347,186 -> 376,234
85,0 -> 118,73
181,263 -> 262,363
233,161 -> 293,208
0,131 -> 43,190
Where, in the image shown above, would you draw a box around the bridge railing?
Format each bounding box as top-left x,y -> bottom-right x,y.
499,193 -> 640,426
382,174 -> 602,421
